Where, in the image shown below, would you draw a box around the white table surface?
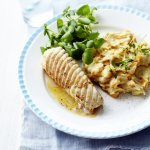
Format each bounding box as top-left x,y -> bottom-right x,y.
0,0 -> 27,149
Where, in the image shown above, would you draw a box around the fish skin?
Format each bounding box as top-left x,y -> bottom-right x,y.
42,47 -> 103,114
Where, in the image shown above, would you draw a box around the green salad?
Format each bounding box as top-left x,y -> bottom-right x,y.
40,4 -> 105,64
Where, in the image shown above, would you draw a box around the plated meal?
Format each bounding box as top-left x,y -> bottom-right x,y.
40,5 -> 150,115
19,4 -> 150,138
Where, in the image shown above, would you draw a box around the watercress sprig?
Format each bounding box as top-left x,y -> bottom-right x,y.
40,4 -> 105,64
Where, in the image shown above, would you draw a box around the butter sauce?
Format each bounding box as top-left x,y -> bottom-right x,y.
45,74 -> 96,117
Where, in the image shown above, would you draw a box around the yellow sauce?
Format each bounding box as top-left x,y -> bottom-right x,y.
45,74 -> 96,117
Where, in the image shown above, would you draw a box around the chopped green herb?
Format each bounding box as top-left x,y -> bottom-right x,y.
110,58 -> 133,77
127,59 -> 133,62
111,60 -> 116,68
117,59 -> 133,71
113,72 -> 117,78
111,60 -> 117,78
129,43 -> 135,48
141,48 -> 150,55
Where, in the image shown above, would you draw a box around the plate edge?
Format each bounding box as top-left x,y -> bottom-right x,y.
18,4 -> 150,139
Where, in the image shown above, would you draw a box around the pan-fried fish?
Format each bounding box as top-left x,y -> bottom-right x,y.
42,47 -> 103,114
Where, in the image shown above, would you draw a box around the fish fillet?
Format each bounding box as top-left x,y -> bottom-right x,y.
42,47 -> 103,114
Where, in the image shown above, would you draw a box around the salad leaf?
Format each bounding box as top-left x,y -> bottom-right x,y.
41,4 -> 105,64
77,4 -> 90,16
57,18 -> 63,29
82,48 -> 94,64
94,38 -> 105,49
78,17 -> 91,25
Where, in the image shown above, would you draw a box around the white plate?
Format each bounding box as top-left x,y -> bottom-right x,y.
18,5 -> 150,139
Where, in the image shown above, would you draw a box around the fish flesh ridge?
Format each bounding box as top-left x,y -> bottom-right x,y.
42,47 -> 103,114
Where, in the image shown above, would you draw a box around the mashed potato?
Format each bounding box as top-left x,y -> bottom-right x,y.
85,30 -> 150,98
